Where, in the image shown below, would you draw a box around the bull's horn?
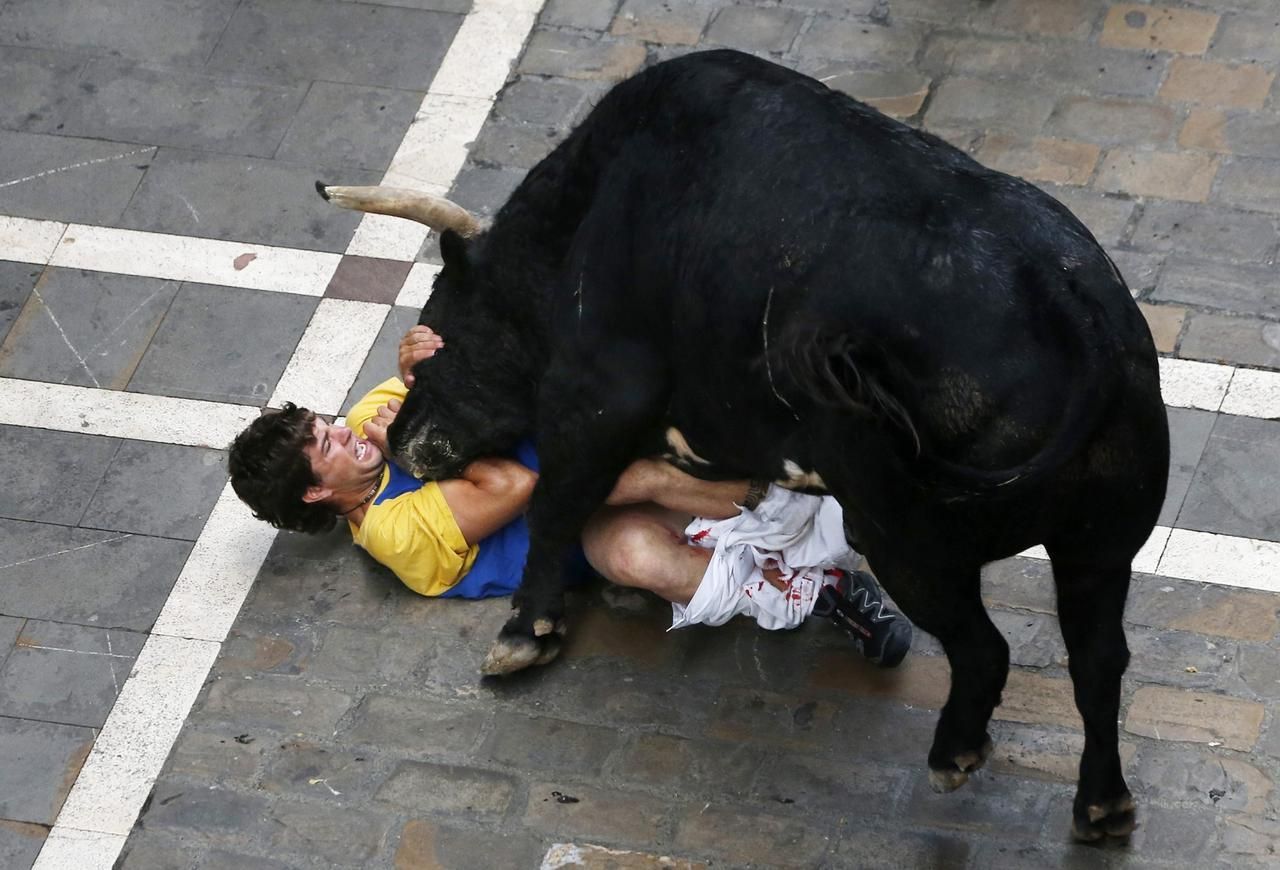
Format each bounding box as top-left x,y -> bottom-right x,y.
314,182 -> 483,238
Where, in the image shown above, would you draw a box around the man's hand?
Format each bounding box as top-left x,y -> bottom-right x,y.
399,325 -> 445,387
363,398 -> 401,458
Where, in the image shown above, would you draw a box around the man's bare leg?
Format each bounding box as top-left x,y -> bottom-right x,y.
581,503 -> 708,605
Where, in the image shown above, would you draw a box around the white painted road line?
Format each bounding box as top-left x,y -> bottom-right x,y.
1018,524 -> 1171,577
1158,528 -> 1280,594
0,378 -> 259,448
29,829 -> 124,870
268,298 -> 391,415
1159,356 -> 1233,412
1222,366 -> 1280,419
151,484 -> 281,643
35,635 -> 222,842
396,261 -> 443,309
48,225 -> 341,296
0,215 -> 67,264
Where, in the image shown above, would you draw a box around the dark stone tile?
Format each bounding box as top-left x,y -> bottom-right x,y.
137,777 -> 276,842
0,716 -> 94,824
341,305 -> 420,414
351,0 -> 470,10
1153,257 -> 1280,320
80,442 -> 227,540
0,426 -> 118,525
1162,407 -> 1217,527
493,76 -> 610,129
128,283 -> 316,405
0,820 -> 45,870
275,81 -> 424,172
1180,312 -> 1280,369
0,130 -> 154,225
55,59 -> 307,158
206,0 -> 462,90
0,518 -> 189,629
1131,201 -> 1279,265
0,45 -> 88,133
0,621 -> 146,727
0,261 -> 41,346
0,268 -> 179,390
1037,184 -> 1136,248
0,0 -> 240,67
1179,415 -> 1280,542
119,148 -> 379,253
324,255 -> 411,304
0,616 -> 22,670
447,164 -> 526,217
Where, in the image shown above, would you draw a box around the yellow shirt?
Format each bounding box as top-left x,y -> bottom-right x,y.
344,378 -> 479,596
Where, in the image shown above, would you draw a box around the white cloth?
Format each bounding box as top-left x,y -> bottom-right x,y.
671,485 -> 858,631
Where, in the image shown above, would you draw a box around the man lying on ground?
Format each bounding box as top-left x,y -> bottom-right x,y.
228,326 -> 911,666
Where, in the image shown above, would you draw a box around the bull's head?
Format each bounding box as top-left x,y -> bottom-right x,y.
316,183 -> 535,480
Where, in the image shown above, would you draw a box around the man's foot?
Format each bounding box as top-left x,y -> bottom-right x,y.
812,570 -> 912,667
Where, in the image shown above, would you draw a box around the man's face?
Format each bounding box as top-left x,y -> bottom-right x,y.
302,416 -> 384,492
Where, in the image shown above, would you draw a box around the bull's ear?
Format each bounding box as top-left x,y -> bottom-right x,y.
439,229 -> 470,272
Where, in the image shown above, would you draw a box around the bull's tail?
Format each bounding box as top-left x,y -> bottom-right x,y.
313,181 -> 487,238
778,278 -> 1126,500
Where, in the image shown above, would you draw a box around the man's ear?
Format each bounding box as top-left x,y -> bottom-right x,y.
302,485 -> 332,505
439,229 -> 470,273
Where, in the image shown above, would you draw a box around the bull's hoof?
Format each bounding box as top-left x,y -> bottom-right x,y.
1071,794 -> 1136,843
927,737 -> 994,793
480,632 -> 563,676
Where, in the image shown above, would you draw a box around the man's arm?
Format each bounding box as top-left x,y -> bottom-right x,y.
437,459 -> 538,545
606,458 -> 753,520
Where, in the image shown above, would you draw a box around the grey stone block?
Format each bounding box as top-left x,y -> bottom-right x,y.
470,120 -> 563,170
752,754 -> 910,816
0,425 -> 118,525
128,282 -> 317,405
0,261 -> 40,347
166,726 -> 264,786
786,0 -> 878,13
114,830 -> 199,870
0,716 -> 94,824
494,76 -> 610,129
989,609 -> 1066,669
245,527 -> 397,625
268,802 -> 393,865
704,6 -> 805,54
795,18 -> 924,71
374,760 -> 518,819
0,268 -> 179,390
830,828 -> 971,870
1210,13 -> 1280,64
924,77 -> 1057,136
346,0 -> 471,11
206,0 -> 461,90
0,616 -> 21,666
1127,802 -> 1220,862
1125,625 -> 1237,690
1153,257 -> 1280,319
119,148 -> 378,253
0,0 -> 240,68
1106,249 -> 1164,298
1214,156 -> 1280,214
275,81 -> 425,172
1180,313 -> 1280,369
0,130 -> 154,225
302,623 -> 433,683
518,30 -> 648,82
340,694 -> 488,755
980,555 -> 1057,615
906,771 -> 1068,837
0,621 -> 146,727
0,820 -> 44,870
342,305 -> 420,415
1237,643 -> 1280,701
200,676 -> 355,734
447,164 -> 527,217
0,518 -> 190,630
55,59 -> 307,159
920,33 -> 1168,100
542,0 -> 622,31
79,442 -> 227,540
259,741 -> 384,803
480,712 -> 619,775
139,778 -> 275,843
1162,407 -> 1217,528
1131,201 -> 1279,265
1179,415 -> 1280,542
1045,97 -> 1175,147
613,732 -> 764,797
1037,185 -> 1136,248
0,45 -> 87,133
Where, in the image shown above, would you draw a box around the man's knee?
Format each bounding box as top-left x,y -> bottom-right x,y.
588,518 -> 667,587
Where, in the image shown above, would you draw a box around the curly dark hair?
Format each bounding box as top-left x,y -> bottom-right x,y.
228,403 -> 337,535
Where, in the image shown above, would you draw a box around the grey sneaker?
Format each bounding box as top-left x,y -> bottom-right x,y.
812,570 -> 912,668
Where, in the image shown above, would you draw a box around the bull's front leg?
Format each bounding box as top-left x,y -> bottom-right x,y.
481,345 -> 665,676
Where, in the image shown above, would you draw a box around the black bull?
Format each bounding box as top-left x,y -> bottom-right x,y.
319,50 -> 1168,841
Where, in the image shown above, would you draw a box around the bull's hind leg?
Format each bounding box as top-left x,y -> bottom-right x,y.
874,560 -> 1009,792
1048,555 -> 1135,841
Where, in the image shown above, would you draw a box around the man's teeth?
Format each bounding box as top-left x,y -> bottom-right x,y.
356,442 -> 365,460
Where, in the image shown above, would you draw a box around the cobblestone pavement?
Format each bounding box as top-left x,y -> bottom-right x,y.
1,0 -> 1279,868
